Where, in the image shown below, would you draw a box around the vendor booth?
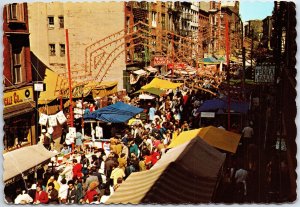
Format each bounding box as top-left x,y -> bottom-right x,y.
4,144 -> 58,184
106,138 -> 226,204
168,126 -> 241,154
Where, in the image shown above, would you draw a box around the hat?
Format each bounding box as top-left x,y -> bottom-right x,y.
30,184 -> 36,190
42,129 -> 46,133
45,133 -> 50,137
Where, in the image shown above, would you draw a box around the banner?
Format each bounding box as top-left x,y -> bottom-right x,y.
47,127 -> 54,135
56,111 -> 67,125
69,127 -> 76,138
96,126 -> 103,138
39,113 -> 48,126
48,115 -> 57,127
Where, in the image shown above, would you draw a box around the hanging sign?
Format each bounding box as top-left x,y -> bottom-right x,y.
201,112 -> 215,118
48,115 -> 57,127
255,64 -> 275,83
69,127 -> 76,138
56,111 -> 67,125
39,113 -> 48,125
96,126 -> 103,138
47,127 -> 54,135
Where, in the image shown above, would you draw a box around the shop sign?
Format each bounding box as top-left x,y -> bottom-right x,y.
201,112 -> 215,118
255,64 -> 275,83
167,63 -> 187,70
3,86 -> 33,108
153,56 -> 168,66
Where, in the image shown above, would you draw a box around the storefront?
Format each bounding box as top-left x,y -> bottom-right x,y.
3,85 -> 36,152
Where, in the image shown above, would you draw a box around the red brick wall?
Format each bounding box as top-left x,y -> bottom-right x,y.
3,3 -> 31,87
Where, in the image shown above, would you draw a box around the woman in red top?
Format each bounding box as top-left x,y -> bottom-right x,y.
72,159 -> 83,179
84,181 -> 99,203
34,185 -> 48,204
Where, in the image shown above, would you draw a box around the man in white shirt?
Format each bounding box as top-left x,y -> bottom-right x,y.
57,177 -> 68,204
235,167 -> 248,196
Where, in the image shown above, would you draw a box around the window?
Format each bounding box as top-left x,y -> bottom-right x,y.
48,16 -> 54,29
49,44 -> 56,56
58,16 -> 64,28
152,12 -> 157,27
7,3 -> 24,22
60,44 -> 65,57
10,4 -> 18,19
12,48 -> 23,84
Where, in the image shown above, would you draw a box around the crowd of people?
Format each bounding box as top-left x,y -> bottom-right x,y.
7,78 -> 265,204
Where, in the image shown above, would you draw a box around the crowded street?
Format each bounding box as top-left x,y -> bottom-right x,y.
3,1 -> 297,205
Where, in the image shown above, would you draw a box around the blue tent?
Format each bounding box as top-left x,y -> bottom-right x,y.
84,102 -> 144,123
197,98 -> 249,114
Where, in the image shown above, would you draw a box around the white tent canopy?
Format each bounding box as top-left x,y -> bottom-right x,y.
4,144 -> 58,183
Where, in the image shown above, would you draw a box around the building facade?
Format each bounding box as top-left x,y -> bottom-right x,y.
262,16 -> 273,50
28,2 -> 125,89
198,2 -> 210,57
208,1 -> 241,56
3,3 -> 36,151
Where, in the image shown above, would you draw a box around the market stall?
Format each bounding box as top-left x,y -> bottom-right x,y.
4,144 -> 58,184
106,138 -> 226,204
168,126 -> 241,153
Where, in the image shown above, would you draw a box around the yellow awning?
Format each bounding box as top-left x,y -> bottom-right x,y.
38,69 -> 68,105
168,129 -> 201,148
168,126 -> 241,153
142,78 -> 182,90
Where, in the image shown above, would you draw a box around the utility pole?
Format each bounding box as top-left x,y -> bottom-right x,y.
66,29 -> 74,128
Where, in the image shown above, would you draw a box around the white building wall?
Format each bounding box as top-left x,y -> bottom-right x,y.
28,2 -> 125,90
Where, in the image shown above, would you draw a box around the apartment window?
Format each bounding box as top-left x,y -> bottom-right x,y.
7,3 -> 24,22
49,44 -> 56,56
12,48 -> 23,84
48,16 -> 54,29
152,12 -> 157,27
60,44 -> 65,57
58,16 -> 64,28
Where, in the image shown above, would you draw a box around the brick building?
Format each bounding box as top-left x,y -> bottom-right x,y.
3,3 -> 36,151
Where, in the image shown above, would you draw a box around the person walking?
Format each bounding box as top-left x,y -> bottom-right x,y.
148,105 -> 156,123
234,164 -> 249,202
